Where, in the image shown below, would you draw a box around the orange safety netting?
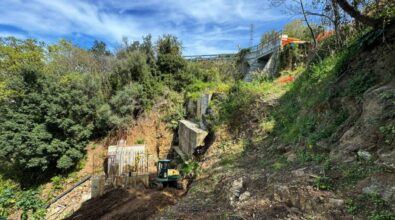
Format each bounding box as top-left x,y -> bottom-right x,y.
282,37 -> 306,47
278,75 -> 295,84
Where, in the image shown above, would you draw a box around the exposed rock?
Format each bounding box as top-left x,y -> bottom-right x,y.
357,150 -> 372,161
81,193 -> 91,202
378,150 -> 395,169
291,168 -> 306,177
286,152 -> 297,162
229,177 -> 244,206
328,198 -> 344,207
230,178 -> 243,198
332,82 -> 395,161
360,174 -> 395,210
239,191 -> 251,201
178,120 -> 208,157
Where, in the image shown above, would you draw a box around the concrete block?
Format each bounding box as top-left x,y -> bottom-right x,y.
187,94 -> 212,120
178,120 -> 208,156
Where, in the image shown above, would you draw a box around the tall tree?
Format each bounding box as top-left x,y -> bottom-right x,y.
334,0 -> 381,27
300,0 -> 318,48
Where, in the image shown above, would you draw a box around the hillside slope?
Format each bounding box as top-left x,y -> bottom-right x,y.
158,26 -> 395,219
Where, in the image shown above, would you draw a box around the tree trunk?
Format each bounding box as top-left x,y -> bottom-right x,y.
299,0 -> 317,48
331,0 -> 342,47
335,0 -> 380,27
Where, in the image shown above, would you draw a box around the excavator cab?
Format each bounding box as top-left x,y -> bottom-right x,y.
151,159 -> 182,190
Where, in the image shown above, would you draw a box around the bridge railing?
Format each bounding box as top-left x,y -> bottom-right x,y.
183,30 -> 283,61
183,53 -> 236,61
246,31 -> 283,59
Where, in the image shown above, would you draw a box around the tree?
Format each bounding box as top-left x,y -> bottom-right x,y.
112,51 -> 151,88
0,66 -> 101,184
299,0 -> 318,48
45,39 -> 99,74
90,40 -> 111,57
283,19 -> 311,39
334,0 -> 382,27
0,37 -> 44,78
157,34 -> 182,56
140,35 -> 156,68
156,35 -> 186,77
260,29 -> 279,45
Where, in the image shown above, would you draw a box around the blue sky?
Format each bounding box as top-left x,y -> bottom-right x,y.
0,0 -> 296,55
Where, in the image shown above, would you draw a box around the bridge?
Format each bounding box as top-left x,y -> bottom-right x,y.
183,32 -> 294,81
183,53 -> 236,61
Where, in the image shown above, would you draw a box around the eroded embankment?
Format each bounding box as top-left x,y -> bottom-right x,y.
158,27 -> 395,219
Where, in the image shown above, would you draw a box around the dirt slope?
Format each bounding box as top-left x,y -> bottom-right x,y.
66,188 -> 184,220
158,27 -> 395,219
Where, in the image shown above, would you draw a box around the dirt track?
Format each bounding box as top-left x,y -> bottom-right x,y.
66,187 -> 183,220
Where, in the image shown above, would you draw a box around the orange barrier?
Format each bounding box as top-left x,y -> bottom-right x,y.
278,75 -> 295,84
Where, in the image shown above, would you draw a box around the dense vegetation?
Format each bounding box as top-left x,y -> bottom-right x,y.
0,34 -> 235,186
0,0 -> 393,219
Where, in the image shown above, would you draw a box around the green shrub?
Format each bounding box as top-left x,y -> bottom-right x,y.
0,188 -> 16,217
181,161 -> 199,177
15,190 -> 46,220
50,176 -> 64,190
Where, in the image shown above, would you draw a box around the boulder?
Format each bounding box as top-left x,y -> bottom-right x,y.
357,150 -> 372,161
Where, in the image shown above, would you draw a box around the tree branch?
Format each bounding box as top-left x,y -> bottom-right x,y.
334,0 -> 380,27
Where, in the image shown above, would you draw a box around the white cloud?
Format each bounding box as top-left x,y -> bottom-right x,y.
0,0 -> 286,55
0,31 -> 27,39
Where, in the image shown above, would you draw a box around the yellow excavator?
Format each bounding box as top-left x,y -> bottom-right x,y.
150,159 -> 183,190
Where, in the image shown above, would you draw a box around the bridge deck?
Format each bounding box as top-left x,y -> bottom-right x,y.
183,53 -> 236,61
184,31 -> 284,62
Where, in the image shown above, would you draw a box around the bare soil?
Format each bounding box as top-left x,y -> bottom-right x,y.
65,187 -> 184,220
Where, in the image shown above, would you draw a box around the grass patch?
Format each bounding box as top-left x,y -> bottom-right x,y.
339,160 -> 383,187
346,193 -> 395,220
342,70 -> 377,97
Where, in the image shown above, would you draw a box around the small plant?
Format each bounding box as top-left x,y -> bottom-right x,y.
50,176 -> 64,190
346,198 -> 358,215
181,161 -> 199,177
272,161 -> 287,170
219,141 -> 230,150
379,124 -> 395,145
271,157 -> 288,171
313,175 -> 333,190
135,138 -> 144,144
259,119 -> 275,134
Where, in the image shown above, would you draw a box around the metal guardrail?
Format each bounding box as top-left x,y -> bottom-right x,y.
245,31 -> 282,60
183,53 -> 236,61
183,30 -> 283,61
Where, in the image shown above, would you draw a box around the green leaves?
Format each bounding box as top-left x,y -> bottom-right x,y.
0,67 -> 97,183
